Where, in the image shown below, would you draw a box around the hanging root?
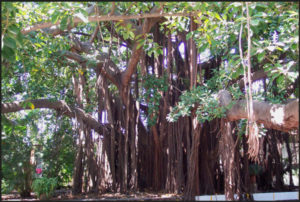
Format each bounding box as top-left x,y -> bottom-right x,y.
247,121 -> 259,161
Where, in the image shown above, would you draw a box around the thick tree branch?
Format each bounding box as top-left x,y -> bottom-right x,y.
218,90 -> 299,133
1,99 -> 108,134
22,12 -> 197,35
69,34 -> 95,54
238,69 -> 267,89
64,51 -> 86,63
89,25 -> 99,43
121,8 -> 163,87
63,51 -> 120,87
109,2 -> 116,16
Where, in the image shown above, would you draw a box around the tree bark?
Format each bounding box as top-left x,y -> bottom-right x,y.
219,120 -> 235,200
184,111 -> 201,200
283,133 -> 294,188
22,11 -> 197,35
2,92 -> 298,134
72,118 -> 84,194
218,90 -> 299,132
1,99 -> 108,134
99,75 -> 116,191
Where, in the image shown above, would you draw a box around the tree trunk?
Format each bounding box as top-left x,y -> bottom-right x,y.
217,90 -> 299,132
175,119 -> 184,193
20,149 -> 36,198
184,112 -> 201,200
129,101 -> 138,191
283,133 -> 294,188
219,120 -> 236,200
72,73 -> 85,194
270,130 -> 284,190
100,74 -> 116,191
72,124 -> 84,194
152,125 -> 163,191
122,89 -> 130,193
242,133 -> 251,193
184,16 -> 201,199
164,31 -> 177,192
129,71 -> 139,191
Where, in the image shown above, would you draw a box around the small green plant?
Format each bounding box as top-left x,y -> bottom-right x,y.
32,177 -> 57,200
1,178 -> 14,194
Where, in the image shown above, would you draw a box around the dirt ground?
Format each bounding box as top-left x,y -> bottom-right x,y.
1,190 -> 184,201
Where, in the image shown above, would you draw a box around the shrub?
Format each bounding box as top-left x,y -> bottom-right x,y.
1,178 -> 14,194
32,177 -> 57,200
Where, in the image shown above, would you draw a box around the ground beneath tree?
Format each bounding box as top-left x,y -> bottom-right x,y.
2,190 -> 184,201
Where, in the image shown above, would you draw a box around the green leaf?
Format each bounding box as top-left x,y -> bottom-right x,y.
276,75 -> 284,84
15,32 -> 23,46
1,46 -> 15,62
30,103 -> 35,110
135,34 -> 143,40
126,23 -> 132,29
51,11 -> 60,24
251,19 -> 260,26
34,43 -> 42,48
129,31 -> 135,39
295,87 -> 299,98
136,42 -> 143,50
253,12 -> 267,18
7,25 -> 19,36
255,3 -> 268,9
232,71 -> 239,79
214,12 -> 222,21
206,34 -> 212,45
257,52 -> 265,62
123,32 -> 129,40
60,15 -> 68,30
186,32 -> 193,40
3,37 -> 16,49
199,43 -> 208,53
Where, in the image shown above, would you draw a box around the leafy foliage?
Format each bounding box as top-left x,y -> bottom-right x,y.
1,178 -> 14,194
32,177 -> 57,199
167,85 -> 231,123
1,114 -> 34,196
140,75 -> 168,126
1,111 -> 75,194
167,67 -> 244,123
41,116 -> 76,186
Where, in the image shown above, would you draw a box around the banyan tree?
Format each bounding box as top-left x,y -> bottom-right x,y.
1,2 -> 299,200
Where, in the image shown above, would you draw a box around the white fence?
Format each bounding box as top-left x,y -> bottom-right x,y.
195,191 -> 299,201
